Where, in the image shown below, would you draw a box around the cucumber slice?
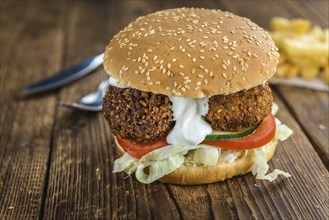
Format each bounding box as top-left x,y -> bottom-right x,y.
205,125 -> 258,141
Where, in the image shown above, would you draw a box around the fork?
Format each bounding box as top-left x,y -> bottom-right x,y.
58,79 -> 109,111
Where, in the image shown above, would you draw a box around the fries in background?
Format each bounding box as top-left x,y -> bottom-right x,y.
270,17 -> 329,84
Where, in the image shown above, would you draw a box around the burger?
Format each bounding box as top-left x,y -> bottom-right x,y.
102,8 -> 293,185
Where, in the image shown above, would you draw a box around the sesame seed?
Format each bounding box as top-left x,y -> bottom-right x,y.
196,81 -> 201,86
167,63 -> 172,69
222,73 -> 227,78
172,58 -> 177,62
179,64 -> 184,68
165,87 -> 171,91
155,81 -> 161,85
153,55 -> 158,61
197,74 -> 204,78
192,58 -> 196,63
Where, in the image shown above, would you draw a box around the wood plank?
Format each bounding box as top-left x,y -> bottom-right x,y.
0,2 -> 63,219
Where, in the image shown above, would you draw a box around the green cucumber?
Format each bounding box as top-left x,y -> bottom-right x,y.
205,125 -> 258,141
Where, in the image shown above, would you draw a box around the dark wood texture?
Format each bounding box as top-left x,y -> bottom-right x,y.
1,1 -> 328,219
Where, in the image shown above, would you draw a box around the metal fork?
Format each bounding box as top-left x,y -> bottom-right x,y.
58,79 -> 109,111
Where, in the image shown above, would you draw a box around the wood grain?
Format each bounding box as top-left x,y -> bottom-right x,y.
0,2 -> 63,219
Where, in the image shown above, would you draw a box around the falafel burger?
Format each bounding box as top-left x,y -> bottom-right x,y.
103,8 -> 293,185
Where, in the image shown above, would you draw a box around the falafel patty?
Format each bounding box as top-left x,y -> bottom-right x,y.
206,84 -> 273,131
103,84 -> 272,143
103,85 -> 174,143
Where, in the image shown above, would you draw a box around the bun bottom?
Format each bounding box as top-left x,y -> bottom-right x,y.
114,137 -> 277,185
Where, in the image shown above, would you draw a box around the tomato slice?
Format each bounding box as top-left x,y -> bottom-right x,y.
117,136 -> 168,158
117,114 -> 276,157
202,114 -> 276,150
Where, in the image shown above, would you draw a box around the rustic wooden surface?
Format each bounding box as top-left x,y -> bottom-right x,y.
1,1 -> 328,219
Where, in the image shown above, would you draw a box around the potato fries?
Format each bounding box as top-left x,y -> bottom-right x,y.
270,17 -> 329,84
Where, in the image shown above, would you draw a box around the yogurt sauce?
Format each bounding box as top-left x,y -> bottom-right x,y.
167,97 -> 213,146
108,76 -> 213,146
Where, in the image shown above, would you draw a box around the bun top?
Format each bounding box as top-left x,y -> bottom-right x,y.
104,8 -> 279,98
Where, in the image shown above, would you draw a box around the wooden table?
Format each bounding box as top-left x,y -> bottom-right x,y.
1,1 -> 328,219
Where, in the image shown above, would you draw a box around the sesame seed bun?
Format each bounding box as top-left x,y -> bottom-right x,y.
114,136 -> 277,185
104,8 -> 279,98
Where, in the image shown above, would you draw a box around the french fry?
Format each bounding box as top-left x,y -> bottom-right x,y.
300,65 -> 319,80
283,38 -> 329,56
270,17 -> 329,84
276,63 -> 299,78
324,65 -> 329,84
271,17 -> 310,35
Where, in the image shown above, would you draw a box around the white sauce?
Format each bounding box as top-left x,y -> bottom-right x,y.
109,78 -> 213,146
109,77 -> 129,88
166,97 -> 213,146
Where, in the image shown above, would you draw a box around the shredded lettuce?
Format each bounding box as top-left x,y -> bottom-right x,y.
252,148 -> 291,182
113,152 -> 139,175
113,145 -> 200,184
192,145 -> 220,166
135,154 -> 185,184
275,116 -> 293,141
276,124 -> 294,141
221,151 -> 239,164
272,102 -> 279,115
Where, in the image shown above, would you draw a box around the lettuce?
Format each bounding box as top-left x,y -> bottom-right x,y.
192,145 -> 220,166
251,103 -> 293,182
136,154 -> 185,184
272,102 -> 279,115
113,145 -> 200,184
252,148 -> 291,182
113,152 -> 138,175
